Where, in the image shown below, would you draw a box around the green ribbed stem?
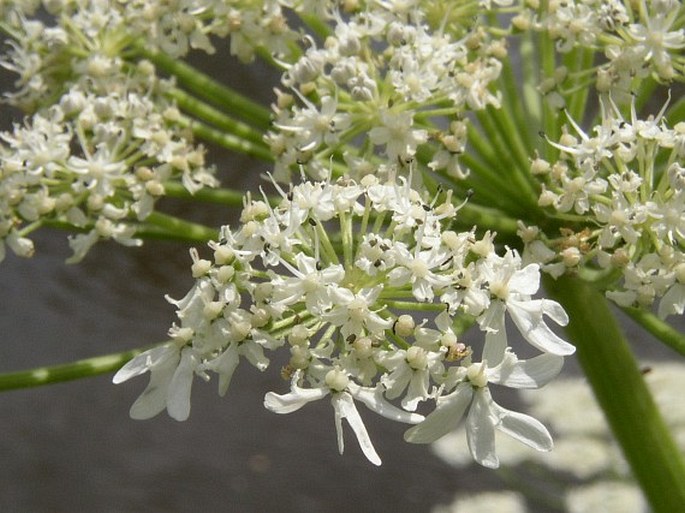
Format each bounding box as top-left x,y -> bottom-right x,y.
545,274 -> 685,513
0,347 -> 149,391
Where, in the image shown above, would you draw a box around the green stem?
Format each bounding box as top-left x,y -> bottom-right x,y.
453,203 -> 520,239
141,211 -> 218,242
168,88 -> 267,146
545,274 -> 685,513
178,116 -> 274,161
564,46 -> 595,123
0,347 -> 149,391
162,182 -> 280,207
133,42 -> 272,129
622,307 -> 685,357
162,181 -> 245,206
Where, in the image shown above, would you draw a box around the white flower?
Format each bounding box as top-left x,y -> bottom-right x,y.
378,345 -> 444,411
323,285 -> 393,338
369,109 -> 428,163
270,253 -> 345,314
404,352 -> 563,468
477,252 -> 575,359
264,369 -> 424,465
113,342 -> 200,421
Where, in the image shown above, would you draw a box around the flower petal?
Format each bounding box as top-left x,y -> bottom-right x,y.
509,263 -> 541,296
264,385 -> 329,414
349,383 -> 424,424
482,324 -> 508,366
508,299 -> 575,355
113,343 -> 176,384
128,352 -> 179,420
202,344 -> 240,397
404,383 -> 473,444
166,348 -> 198,421
332,392 -> 382,466
492,401 -> 553,452
466,388 -> 498,468
489,352 -> 565,389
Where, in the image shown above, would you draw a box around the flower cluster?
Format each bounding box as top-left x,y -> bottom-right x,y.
525,98 -> 685,317
526,0 -> 685,97
115,175 -> 573,467
266,1 -> 506,182
0,77 -> 216,262
0,2 -> 217,262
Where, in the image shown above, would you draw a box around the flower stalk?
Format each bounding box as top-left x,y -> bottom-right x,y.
545,274 -> 685,513
0,347 -> 149,391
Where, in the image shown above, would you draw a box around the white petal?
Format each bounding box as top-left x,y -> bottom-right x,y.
128,351 -> 180,420
380,365 -> 413,400
509,263 -> 541,295
166,348 -> 198,421
482,324 -> 508,366
489,353 -> 565,388
264,386 -> 329,414
478,300 -> 505,333
332,392 -> 382,466
404,383 -> 473,443
241,340 -> 270,372
202,344 -> 240,397
466,388 -> 498,468
658,283 -> 685,319
349,383 -> 424,424
402,371 -> 430,411
508,299 -> 575,355
492,402 -> 553,452
541,298 -> 570,326
112,344 -> 178,385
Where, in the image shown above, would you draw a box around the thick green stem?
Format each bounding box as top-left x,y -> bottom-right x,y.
545,274 -> 685,513
0,347 -> 149,391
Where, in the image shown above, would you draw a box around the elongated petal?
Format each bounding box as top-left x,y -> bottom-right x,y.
113,343 -> 177,384
482,324 -> 508,366
240,340 -> 270,372
478,299 -> 505,333
167,348 -> 198,421
541,298 -> 570,326
202,344 -> 240,397
508,299 -> 575,355
404,383 -> 473,443
264,386 -> 329,414
466,388 -> 498,468
489,352 -> 565,388
492,401 -> 553,452
349,383 -> 424,424
332,392 -> 382,466
129,352 -> 179,420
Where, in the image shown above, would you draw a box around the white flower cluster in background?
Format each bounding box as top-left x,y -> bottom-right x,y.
525,0 -> 685,99
431,361 -> 685,512
266,1 -> 504,182
523,98 -> 685,318
115,175 -> 574,467
0,2 -> 217,262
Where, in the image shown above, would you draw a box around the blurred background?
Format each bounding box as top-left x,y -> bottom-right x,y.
1,34 -> 682,513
